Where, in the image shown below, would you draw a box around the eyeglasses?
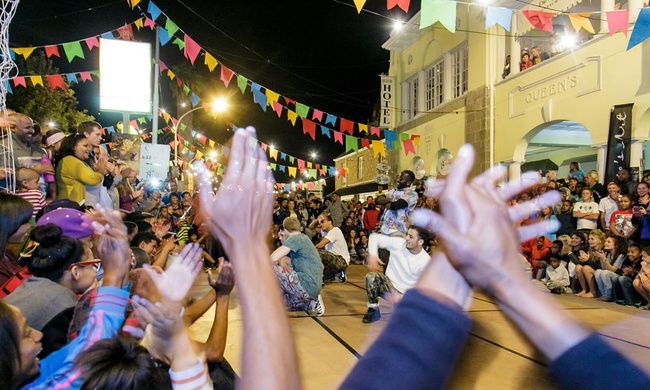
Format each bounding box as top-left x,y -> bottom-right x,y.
67,259 -> 101,271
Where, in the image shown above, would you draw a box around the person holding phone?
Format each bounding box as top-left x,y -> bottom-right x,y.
609,194 -> 636,241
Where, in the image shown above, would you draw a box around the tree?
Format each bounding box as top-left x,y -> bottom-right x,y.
6,52 -> 94,132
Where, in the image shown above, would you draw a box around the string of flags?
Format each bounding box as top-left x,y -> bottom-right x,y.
5,70 -> 98,93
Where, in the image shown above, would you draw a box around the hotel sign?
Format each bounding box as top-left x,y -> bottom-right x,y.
509,56 -> 601,118
380,75 -> 395,129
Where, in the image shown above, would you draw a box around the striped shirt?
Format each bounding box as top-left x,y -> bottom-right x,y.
17,189 -> 46,217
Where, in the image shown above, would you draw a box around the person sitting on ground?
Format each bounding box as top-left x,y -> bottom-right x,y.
574,229 -> 606,298
541,253 -> 571,294
594,236 -> 627,302
362,227 -> 431,324
341,143 -> 650,389
311,212 -> 350,282
633,248 -> 650,310
270,217 -> 324,316
611,243 -> 644,306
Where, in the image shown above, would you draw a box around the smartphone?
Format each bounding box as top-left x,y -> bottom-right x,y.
633,206 -> 642,217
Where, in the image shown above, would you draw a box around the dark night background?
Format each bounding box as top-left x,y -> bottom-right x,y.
9,0 -> 419,182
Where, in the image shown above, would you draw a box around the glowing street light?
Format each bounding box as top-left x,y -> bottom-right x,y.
173,98 -> 229,164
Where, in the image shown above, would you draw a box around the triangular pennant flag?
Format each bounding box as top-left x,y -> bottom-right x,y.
251,82 -> 261,93
403,139 -> 416,156
182,84 -> 190,95
144,17 -> 155,30
147,1 -> 162,21
85,37 -> 100,51
309,169 -> 317,179
280,152 -> 286,160
134,18 -> 144,30
288,167 -> 297,178
270,149 -> 279,161
297,159 -> 305,170
312,109 -> 323,122
295,102 -> 309,118
522,10 -> 555,33
320,125 -> 331,138
190,92 -> 200,108
46,75 -> 65,90
628,8 -> 650,50
12,47 -> 36,60
370,126 -> 381,136
372,140 -> 386,158
270,163 -> 276,170
265,89 -> 280,106
236,75 -> 248,93
62,41 -> 85,62
165,19 -> 180,36
283,96 -> 295,106
253,90 -> 268,111
65,73 -> 77,84
485,6 -> 512,32
384,130 -> 397,150
137,116 -> 147,124
345,135 -> 359,152
106,126 -> 116,134
30,76 -> 43,87
353,0 -> 366,13
79,72 -> 92,82
209,139 -> 215,148
199,135 -> 207,146
5,80 -> 12,94
333,131 -> 343,145
184,35 -> 201,65
289,156 -> 295,163
325,113 -> 337,127
190,129 -> 197,138
101,32 -> 114,39
273,101 -> 283,118
340,118 -> 354,135
361,138 -> 370,149
158,60 -> 168,73
128,0 -> 142,9
287,110 -> 298,126
117,24 -> 134,40
44,45 -> 60,58
421,0 -> 457,32
568,13 -> 594,34
302,119 -> 316,141
220,66 -> 234,87
172,38 -> 184,50
308,182 -> 315,190
411,134 -> 421,146
158,28 -> 172,45
607,10 -> 629,37
358,124 -> 368,133
204,52 -> 218,71
387,0 -> 410,13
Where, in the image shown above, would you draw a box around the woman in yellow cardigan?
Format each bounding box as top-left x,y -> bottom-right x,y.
55,134 -> 105,204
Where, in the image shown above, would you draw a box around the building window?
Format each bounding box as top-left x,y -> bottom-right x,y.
404,76 -> 418,120
426,60 -> 444,110
358,156 -> 363,180
452,44 -> 468,99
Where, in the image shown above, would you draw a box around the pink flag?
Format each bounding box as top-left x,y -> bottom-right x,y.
273,101 -> 283,118
283,96 -> 295,106
184,35 -> 201,65
312,109 -> 323,122
370,126 -> 381,136
13,76 -> 26,88
85,37 -> 99,51
144,17 -> 156,30
129,120 -> 139,130
220,66 -> 234,87
333,131 -> 343,145
606,10 -> 629,36
158,60 -> 168,72
79,72 -> 92,82
403,139 -> 416,155
297,159 -> 305,169
522,10 -> 555,32
260,143 -> 267,152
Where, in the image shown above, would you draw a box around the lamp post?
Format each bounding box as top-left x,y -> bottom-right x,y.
172,97 -> 228,166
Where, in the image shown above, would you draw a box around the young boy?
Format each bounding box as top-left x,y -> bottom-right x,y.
542,253 -> 571,294
15,167 -> 46,218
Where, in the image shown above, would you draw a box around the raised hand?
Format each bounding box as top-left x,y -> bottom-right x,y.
208,261 -> 235,296
366,255 -> 385,273
195,127 -> 275,257
143,243 -> 203,303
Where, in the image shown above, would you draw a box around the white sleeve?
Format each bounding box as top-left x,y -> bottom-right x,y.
368,233 -> 405,257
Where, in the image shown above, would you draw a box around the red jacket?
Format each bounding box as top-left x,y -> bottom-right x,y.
521,236 -> 552,268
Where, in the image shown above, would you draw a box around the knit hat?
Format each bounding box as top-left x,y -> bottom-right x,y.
36,208 -> 93,239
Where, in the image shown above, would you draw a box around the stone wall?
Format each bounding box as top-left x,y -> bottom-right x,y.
464,86 -> 489,176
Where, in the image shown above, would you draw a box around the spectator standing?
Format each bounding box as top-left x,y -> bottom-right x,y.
573,188 -> 599,231
55,134 -> 105,204
325,192 -> 348,228
15,168 -> 46,218
599,182 -> 620,231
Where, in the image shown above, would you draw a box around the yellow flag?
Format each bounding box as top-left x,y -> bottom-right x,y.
265,89 -> 280,106
128,0 -> 142,9
287,110 -> 297,126
13,47 -> 36,59
358,124 -> 368,133
167,70 -> 176,80
372,140 -> 386,158
288,167 -> 297,178
208,140 -> 215,148
163,112 -> 171,123
135,18 -> 144,30
196,151 -> 203,160
307,162 -> 312,169
30,76 -> 43,87
204,53 -> 218,72
568,13 -> 594,34
269,149 -> 278,160
353,0 -> 366,13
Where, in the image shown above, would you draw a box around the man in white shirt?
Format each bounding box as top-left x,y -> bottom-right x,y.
599,181 -> 620,231
362,227 -> 431,323
314,213 -> 350,282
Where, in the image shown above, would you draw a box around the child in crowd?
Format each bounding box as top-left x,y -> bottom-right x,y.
15,167 -> 46,218
542,254 -> 571,294
609,193 -> 636,240
612,243 -> 644,305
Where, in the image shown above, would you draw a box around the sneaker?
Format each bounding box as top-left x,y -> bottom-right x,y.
313,295 -> 325,317
362,307 -> 380,323
597,296 -> 613,302
336,271 -> 347,283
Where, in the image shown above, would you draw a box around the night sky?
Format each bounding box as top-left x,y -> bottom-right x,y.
9,0 -> 420,182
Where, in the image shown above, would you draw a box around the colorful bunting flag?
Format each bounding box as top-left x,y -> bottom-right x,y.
117,25 -> 134,40
45,75 -> 65,90
158,28 -> 172,45
340,118 -> 354,135
85,37 -> 99,50
312,109 -> 323,122
220,66 -> 234,87
486,6 -> 512,32
148,1 -> 163,21
62,42 -> 85,62
12,47 -> 36,59
183,35 -> 201,65
353,0 -> 366,14
295,102 -> 309,118
287,110 -> 297,126
44,45 -> 60,58
421,0 -> 457,33
568,13 -> 594,34
13,76 -> 25,88
522,10 -> 555,33
165,19 -> 180,36
372,140 -> 386,158
204,52 -> 218,71
387,0 -> 410,13
345,135 -> 358,152
236,75 -> 248,94
302,119 -> 316,141
628,8 -> 650,50
606,10 -> 629,37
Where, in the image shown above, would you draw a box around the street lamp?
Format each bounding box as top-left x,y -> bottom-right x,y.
173,98 -> 228,165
